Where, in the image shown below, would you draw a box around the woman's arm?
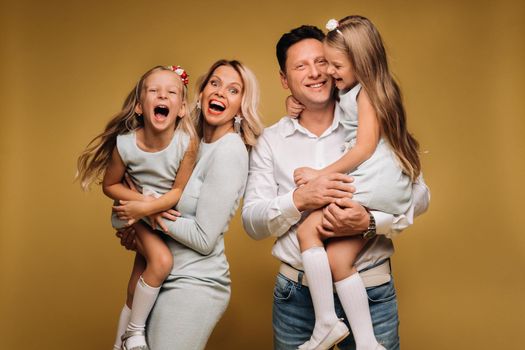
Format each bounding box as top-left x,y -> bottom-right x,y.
161,139 -> 248,255
294,89 -> 380,185
102,147 -> 144,201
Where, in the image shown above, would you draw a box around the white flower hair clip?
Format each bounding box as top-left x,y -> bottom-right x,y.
326,18 -> 343,35
326,19 -> 339,31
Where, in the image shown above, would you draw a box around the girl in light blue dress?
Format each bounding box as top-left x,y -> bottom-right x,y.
77,65 -> 197,350
287,16 -> 422,350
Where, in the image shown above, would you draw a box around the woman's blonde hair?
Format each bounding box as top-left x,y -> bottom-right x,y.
193,59 -> 263,147
326,15 -> 421,180
76,65 -> 197,190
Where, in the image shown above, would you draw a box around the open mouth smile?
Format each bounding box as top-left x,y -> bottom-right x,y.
306,81 -> 326,89
208,99 -> 226,115
154,105 -> 170,119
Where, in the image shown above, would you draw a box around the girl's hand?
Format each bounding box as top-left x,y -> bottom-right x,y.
294,167 -> 321,186
113,200 -> 151,226
286,95 -> 305,117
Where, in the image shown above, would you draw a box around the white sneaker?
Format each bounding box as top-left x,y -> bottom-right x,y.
121,330 -> 149,350
298,319 -> 350,350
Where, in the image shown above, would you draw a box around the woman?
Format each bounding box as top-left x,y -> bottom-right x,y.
117,59 -> 263,349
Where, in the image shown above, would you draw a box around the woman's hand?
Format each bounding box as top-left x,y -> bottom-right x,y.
294,167 -> 321,186
285,95 -> 305,117
123,173 -> 138,192
116,225 -> 146,255
148,209 -> 180,232
116,226 -> 137,251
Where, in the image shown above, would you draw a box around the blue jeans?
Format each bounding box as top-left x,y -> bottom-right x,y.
272,266 -> 400,350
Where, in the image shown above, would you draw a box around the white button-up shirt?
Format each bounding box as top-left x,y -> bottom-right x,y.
242,111 -> 430,271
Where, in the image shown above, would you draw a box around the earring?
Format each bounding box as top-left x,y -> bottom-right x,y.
234,115 -> 243,134
196,99 -> 202,111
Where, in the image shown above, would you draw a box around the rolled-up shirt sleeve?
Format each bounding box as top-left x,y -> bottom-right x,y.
242,133 -> 302,240
374,174 -> 430,239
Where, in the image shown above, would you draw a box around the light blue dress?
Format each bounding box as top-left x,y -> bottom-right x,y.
111,129 -> 189,229
336,84 -> 412,214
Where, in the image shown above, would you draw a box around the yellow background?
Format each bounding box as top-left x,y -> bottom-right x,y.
1,0 -> 524,349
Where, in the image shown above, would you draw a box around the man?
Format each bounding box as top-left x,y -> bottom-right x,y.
241,25 -> 429,350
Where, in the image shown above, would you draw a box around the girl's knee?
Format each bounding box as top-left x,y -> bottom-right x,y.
297,226 -> 318,242
297,212 -> 323,242
150,251 -> 173,279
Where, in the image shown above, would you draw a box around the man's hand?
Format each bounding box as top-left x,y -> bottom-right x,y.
317,197 -> 370,238
293,173 -> 354,212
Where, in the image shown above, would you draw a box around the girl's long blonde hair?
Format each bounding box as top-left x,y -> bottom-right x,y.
193,59 -> 263,147
76,65 -> 197,190
326,15 -> 421,180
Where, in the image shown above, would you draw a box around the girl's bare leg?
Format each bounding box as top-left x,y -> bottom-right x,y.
123,222 -> 173,349
326,236 -> 366,282
296,209 -> 324,252
297,210 -> 349,349
327,238 -> 384,350
133,222 -> 172,287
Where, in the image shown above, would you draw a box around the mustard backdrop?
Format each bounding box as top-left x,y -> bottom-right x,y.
1,0 -> 524,349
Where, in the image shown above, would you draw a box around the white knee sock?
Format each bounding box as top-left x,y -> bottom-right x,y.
113,304 -> 131,350
302,247 -> 340,344
125,276 -> 160,349
335,273 -> 381,350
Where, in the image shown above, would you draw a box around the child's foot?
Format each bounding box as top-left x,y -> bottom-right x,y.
121,330 -> 149,350
298,319 -> 349,350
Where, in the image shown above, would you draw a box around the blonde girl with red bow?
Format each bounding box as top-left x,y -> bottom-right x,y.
77,65 -> 197,350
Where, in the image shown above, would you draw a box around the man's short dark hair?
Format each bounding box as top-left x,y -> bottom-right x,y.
276,25 -> 326,72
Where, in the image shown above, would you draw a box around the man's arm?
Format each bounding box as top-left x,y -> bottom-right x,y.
242,132 -> 355,240
381,174 -> 430,238
242,134 -> 302,240
318,174 -> 430,239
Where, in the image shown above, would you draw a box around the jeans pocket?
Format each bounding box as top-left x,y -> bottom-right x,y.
273,274 -> 295,302
366,279 -> 397,304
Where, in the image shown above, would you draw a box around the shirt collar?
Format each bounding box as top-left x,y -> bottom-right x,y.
280,112 -> 341,139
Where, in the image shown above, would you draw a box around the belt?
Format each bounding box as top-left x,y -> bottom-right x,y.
279,259 -> 391,288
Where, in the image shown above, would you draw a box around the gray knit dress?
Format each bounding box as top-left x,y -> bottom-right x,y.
145,132 -> 248,350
